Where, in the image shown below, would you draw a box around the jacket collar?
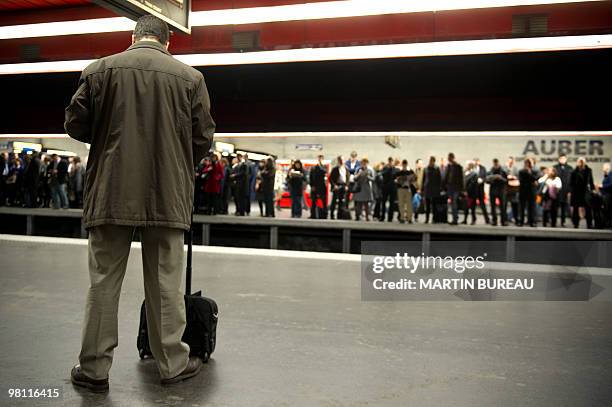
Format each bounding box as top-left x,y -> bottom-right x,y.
126,40 -> 171,56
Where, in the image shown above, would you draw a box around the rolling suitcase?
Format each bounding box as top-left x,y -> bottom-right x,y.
432,195 -> 448,223
137,215 -> 218,362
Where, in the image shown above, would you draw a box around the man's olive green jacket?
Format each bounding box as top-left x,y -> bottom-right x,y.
65,40 -> 215,231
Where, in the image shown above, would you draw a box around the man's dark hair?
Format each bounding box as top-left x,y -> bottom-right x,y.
133,15 -> 170,44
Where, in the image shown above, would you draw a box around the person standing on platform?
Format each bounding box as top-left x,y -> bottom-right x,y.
600,163 -> 612,228
395,159 -> 416,224
23,152 -> 41,208
345,151 -> 361,209
255,160 -> 266,217
473,158 -> 490,224
539,168 -> 562,227
372,162 -> 384,220
503,156 -> 520,225
231,154 -> 249,216
380,156 -> 398,222
219,157 -> 231,215
244,153 -> 255,216
261,157 -> 276,217
353,158 -> 374,221
71,156 -> 85,209
0,152 -> 8,206
422,156 -> 442,224
48,154 -> 69,209
462,161 -> 478,225
203,153 -> 224,215
309,154 -> 328,219
413,158 -> 424,222
329,156 -> 347,220
64,15 -> 215,390
486,158 -> 508,226
287,160 -> 305,218
569,157 -> 595,229
553,154 -> 573,227
444,153 -> 464,225
518,159 -> 539,227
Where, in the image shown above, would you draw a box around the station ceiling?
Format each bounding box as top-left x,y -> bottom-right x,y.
0,0 -> 90,11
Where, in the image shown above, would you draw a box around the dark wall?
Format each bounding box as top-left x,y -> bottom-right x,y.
1,49 -> 611,133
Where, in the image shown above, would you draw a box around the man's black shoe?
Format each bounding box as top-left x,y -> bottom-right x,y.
161,357 -> 202,385
70,365 -> 109,393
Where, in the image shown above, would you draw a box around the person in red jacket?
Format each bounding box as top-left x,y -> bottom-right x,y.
203,153 -> 224,215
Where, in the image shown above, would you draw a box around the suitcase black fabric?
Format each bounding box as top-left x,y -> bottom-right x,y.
137,213 -> 218,362
137,291 -> 218,362
432,196 -> 448,223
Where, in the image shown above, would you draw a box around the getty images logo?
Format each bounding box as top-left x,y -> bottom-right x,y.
371,253 -> 488,274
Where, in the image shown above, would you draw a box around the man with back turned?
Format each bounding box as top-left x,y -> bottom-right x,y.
64,15 -> 215,391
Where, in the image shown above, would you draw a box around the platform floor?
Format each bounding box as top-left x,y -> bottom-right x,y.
0,235 -> 611,406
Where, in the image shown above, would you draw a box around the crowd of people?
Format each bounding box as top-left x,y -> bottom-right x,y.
2,149 -> 611,229
194,150 -> 612,229
0,151 -> 85,210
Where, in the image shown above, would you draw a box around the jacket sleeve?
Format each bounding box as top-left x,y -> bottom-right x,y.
64,71 -> 92,143
191,75 -> 216,166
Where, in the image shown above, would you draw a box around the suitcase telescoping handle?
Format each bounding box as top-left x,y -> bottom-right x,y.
186,209 -> 193,295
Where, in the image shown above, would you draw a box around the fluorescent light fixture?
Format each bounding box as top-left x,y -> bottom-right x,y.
2,34 -> 612,75
0,17 -> 133,40
0,134 -> 74,139
190,0 -> 603,27
235,150 -> 270,160
3,131 -> 612,139
0,0 -> 603,39
45,149 -> 77,156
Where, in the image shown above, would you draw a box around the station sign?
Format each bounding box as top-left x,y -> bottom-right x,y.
93,0 -> 191,34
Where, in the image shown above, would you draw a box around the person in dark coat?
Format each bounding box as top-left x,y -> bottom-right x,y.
486,158 -> 508,226
444,153 -> 464,225
309,154 -> 328,219
23,152 -> 41,208
329,156 -> 348,219
503,156 -> 520,225
261,157 -> 276,217
244,153 -> 256,216
255,160 -> 266,216
194,158 -> 206,213
518,158 -> 539,227
380,156 -> 398,222
553,154 -> 573,227
47,154 -> 69,209
600,163 -> 612,228
231,154 -> 249,216
372,162 -> 384,220
0,152 -> 8,206
463,162 -> 479,224
64,15 -> 215,389
473,158 -> 490,224
569,157 -> 595,229
422,156 -> 442,224
287,160 -> 305,218
220,157 -> 231,214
